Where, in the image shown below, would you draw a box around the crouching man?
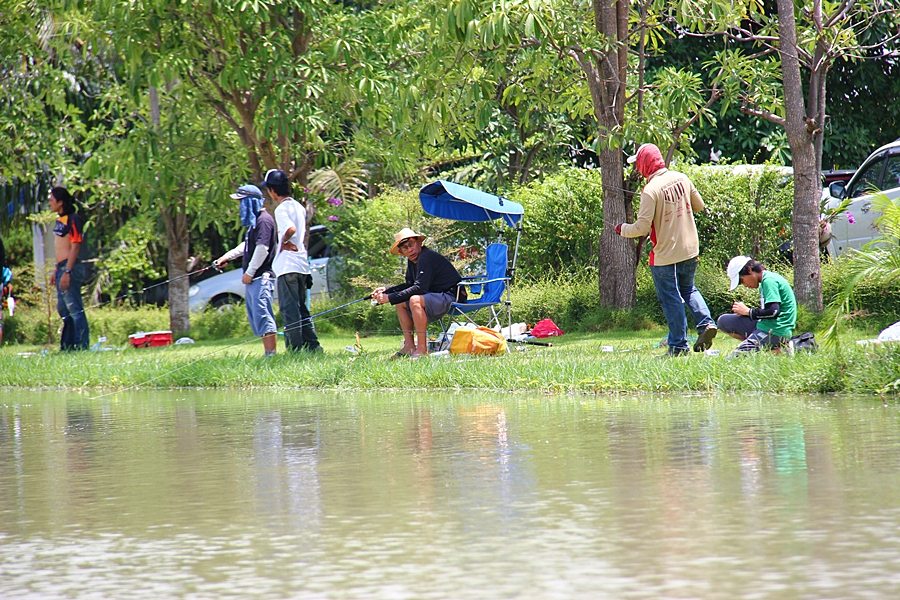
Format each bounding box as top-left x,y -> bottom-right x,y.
718,256 -> 797,355
371,228 -> 464,358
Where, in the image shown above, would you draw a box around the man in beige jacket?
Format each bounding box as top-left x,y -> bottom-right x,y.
615,143 -> 717,356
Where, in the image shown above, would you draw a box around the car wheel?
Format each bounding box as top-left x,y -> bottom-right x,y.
210,294 -> 243,311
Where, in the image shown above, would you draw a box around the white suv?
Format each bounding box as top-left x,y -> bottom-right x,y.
189,225 -> 339,311
825,139 -> 900,256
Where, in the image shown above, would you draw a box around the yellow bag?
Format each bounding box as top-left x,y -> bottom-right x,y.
449,326 -> 508,356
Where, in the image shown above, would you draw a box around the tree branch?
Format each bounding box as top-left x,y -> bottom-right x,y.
740,103 -> 786,127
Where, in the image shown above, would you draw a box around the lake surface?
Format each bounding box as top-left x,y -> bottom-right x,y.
1,390 -> 899,599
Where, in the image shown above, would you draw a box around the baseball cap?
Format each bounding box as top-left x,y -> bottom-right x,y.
229,184 -> 264,200
626,143 -> 651,165
727,255 -> 753,291
260,169 -> 289,189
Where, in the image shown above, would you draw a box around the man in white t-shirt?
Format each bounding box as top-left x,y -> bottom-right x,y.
261,169 -> 323,353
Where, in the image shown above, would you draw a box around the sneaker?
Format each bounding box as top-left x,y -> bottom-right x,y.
693,326 -> 718,353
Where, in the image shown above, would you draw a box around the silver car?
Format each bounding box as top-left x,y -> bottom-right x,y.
189,225 -> 338,311
825,139 -> 900,256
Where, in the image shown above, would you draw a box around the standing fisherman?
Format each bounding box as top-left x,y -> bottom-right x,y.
615,143 -> 717,356
262,169 -> 322,353
49,187 -> 90,350
214,184 -> 278,357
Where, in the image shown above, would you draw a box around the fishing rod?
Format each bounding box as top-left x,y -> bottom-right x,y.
278,294 -> 373,336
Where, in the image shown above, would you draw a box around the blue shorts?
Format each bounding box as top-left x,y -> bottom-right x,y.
245,273 -> 277,337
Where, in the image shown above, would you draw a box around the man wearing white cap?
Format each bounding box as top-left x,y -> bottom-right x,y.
615,143 -> 717,355
371,228 -> 464,357
718,256 -> 796,354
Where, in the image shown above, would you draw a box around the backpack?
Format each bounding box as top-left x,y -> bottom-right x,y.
790,332 -> 817,353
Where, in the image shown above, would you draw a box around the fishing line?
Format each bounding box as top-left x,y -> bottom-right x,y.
87,294 -> 375,400
53,264 -> 219,321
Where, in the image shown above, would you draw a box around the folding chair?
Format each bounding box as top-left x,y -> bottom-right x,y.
418,180 -> 524,350
447,241 -> 510,330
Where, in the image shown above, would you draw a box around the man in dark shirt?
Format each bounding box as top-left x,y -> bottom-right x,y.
214,184 -> 279,356
372,228 -> 463,357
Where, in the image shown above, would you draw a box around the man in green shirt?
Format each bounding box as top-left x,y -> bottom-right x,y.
717,255 -> 797,354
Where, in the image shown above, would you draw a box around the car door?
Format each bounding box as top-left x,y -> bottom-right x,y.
830,146 -> 900,254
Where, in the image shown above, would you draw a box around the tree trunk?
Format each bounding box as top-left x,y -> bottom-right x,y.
776,0 -> 823,312
161,203 -> 191,335
598,149 -> 637,307
587,0 -> 636,308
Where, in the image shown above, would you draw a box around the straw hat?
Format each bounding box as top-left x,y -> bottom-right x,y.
390,227 -> 426,255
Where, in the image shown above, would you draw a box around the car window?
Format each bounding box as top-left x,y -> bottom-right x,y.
885,152 -> 900,191
848,154 -> 886,198
308,228 -> 332,259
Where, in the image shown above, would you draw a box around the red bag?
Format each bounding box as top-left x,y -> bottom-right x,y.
530,318 -> 564,338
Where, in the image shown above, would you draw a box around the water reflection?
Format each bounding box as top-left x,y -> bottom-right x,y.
1,391 -> 899,598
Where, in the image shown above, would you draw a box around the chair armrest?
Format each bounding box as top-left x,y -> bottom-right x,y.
459,276 -> 509,287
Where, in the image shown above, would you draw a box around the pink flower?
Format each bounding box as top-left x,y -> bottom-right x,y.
327,197 -> 343,207
327,215 -> 339,222
847,212 -> 856,224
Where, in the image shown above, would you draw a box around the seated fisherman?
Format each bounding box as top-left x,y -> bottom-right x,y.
718,255 -> 797,355
371,228 -> 465,358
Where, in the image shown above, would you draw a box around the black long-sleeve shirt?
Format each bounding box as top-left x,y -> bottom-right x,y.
385,246 -> 462,305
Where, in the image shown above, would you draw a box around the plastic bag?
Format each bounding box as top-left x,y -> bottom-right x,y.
530,318 -> 564,338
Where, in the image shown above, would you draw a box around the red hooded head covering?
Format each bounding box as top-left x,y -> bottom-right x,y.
634,143 -> 666,179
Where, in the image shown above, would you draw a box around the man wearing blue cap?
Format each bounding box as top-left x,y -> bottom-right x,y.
262,169 -> 322,353
214,184 -> 278,356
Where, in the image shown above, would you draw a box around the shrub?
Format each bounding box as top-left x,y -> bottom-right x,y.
189,305 -> 251,340
507,167 -> 605,278
328,187 -> 462,295
681,163 -> 795,268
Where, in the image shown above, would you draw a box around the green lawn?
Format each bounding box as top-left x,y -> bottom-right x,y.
1,327 -> 897,395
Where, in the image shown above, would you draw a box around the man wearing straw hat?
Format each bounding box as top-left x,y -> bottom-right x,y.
372,228 -> 465,358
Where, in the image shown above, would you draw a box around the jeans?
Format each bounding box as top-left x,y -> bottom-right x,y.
650,258 -> 714,352
277,272 -> 321,351
56,261 -> 90,350
717,313 -> 787,352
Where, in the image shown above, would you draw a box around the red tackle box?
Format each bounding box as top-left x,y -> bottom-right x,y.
128,330 -> 174,348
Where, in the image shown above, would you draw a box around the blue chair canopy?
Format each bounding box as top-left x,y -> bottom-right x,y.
419,180 -> 523,227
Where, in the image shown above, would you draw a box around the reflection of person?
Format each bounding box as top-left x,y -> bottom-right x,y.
262,169 -> 322,353
214,184 -> 278,356
615,143 -> 717,355
371,228 -> 463,358
718,256 -> 797,355
48,187 -> 90,350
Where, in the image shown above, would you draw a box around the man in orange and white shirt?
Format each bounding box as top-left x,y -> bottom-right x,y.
615,143 -> 716,356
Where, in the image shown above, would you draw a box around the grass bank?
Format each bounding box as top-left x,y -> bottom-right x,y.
1,328 -> 896,395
